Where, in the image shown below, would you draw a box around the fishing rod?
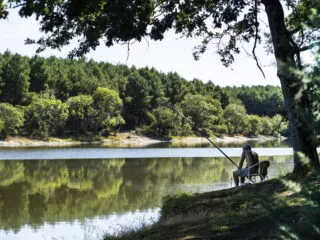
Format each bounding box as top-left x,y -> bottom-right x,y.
152,91 -> 255,184
164,101 -> 256,184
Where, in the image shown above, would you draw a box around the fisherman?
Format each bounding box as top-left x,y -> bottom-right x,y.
233,144 -> 259,186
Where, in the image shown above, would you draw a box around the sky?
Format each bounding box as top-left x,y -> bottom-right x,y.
0,9 -> 281,87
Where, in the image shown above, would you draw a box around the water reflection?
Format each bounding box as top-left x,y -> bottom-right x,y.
0,155 -> 293,235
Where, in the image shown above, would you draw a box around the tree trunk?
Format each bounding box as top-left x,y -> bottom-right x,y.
262,0 -> 319,174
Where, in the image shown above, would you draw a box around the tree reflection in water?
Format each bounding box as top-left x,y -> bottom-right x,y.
0,155 -> 292,232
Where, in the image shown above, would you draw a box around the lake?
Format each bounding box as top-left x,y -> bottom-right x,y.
0,141 -> 297,239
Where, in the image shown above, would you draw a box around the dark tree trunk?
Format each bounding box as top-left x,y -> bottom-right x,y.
262,0 -> 319,174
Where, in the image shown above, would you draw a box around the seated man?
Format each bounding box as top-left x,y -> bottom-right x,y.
233,144 -> 259,186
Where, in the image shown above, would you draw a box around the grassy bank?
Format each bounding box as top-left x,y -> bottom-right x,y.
105,173 -> 320,240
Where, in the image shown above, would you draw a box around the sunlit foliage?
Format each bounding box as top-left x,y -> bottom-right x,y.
0,103 -> 24,138
0,52 -> 294,138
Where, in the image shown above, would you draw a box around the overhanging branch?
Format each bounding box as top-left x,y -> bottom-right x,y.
288,27 -> 302,36
298,40 -> 320,52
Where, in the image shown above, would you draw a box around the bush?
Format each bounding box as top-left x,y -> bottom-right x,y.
66,88 -> 125,136
144,107 -> 182,138
181,94 -> 223,134
0,103 -> 24,138
24,98 -> 69,137
248,115 -> 262,136
271,114 -> 288,137
66,95 -> 96,134
223,103 -> 247,134
213,124 -> 228,135
92,87 -> 125,135
260,116 -> 273,136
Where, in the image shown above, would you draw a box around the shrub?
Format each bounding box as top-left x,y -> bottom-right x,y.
260,116 -> 273,136
24,98 -> 69,137
144,107 -> 182,138
0,103 -> 24,138
213,124 -> 228,135
92,87 -> 125,135
223,103 -> 247,134
271,114 -> 288,137
66,95 -> 96,134
248,115 -> 262,136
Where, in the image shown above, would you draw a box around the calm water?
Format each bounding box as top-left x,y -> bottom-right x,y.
0,141 -> 296,239
0,147 -> 295,160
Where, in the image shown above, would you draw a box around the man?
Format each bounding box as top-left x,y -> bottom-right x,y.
233,144 -> 259,187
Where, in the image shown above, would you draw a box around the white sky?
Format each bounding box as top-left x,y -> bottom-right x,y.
0,9 -> 281,87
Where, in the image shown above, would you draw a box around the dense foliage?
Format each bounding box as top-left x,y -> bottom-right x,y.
0,51 -> 289,139
0,103 -> 24,138
0,51 -> 288,139
24,98 -> 69,137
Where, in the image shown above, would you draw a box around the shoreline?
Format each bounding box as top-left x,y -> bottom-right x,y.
0,133 -> 283,148
104,173 -> 319,240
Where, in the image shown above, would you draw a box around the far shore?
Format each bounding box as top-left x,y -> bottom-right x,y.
0,132 -> 284,148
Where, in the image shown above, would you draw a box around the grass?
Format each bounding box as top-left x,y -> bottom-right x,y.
104,172 -> 320,240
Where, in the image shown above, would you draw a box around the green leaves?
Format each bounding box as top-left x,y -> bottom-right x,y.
66,88 -> 124,136
0,51 -> 292,139
144,106 -> 185,138
223,103 -> 247,134
248,115 -> 262,136
0,51 -> 30,105
0,103 -> 25,138
11,0 -> 156,57
181,94 -> 223,135
3,0 -> 250,65
92,87 -> 125,134
66,95 -> 96,133
270,114 -> 288,137
24,98 -> 69,137
0,0 -> 8,19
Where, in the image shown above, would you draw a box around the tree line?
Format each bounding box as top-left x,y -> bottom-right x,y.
0,51 -> 289,139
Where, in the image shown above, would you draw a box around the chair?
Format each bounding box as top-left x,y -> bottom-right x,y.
246,160 -> 270,183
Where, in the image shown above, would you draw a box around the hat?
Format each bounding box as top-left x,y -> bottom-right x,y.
242,144 -> 251,151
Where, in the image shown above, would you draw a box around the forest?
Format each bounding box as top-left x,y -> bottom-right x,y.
0,51 -> 313,140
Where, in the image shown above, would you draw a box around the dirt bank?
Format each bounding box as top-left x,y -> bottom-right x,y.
0,133 -> 280,147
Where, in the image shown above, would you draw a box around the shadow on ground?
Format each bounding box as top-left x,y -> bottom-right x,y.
105,172 -> 320,240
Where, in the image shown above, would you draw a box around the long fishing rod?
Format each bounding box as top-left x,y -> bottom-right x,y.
165,102 -> 239,169
165,101 -> 256,184
153,91 -> 255,184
